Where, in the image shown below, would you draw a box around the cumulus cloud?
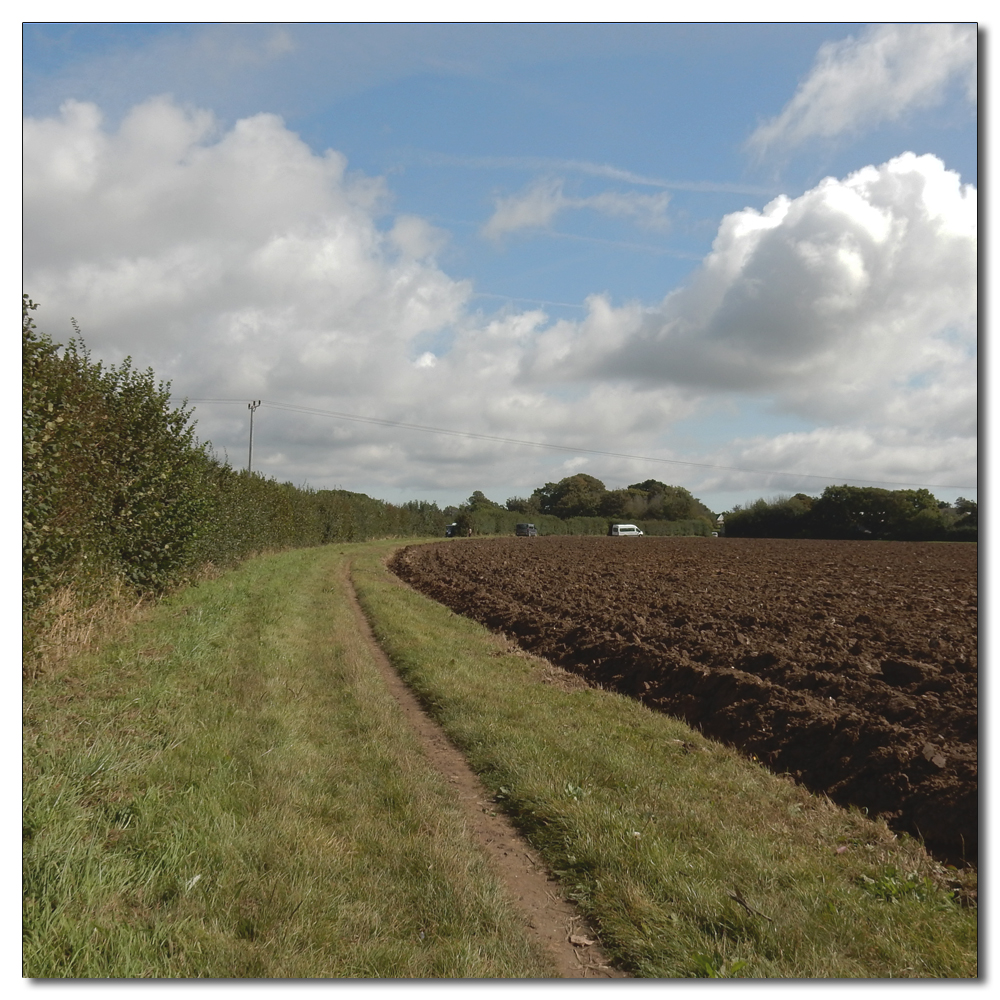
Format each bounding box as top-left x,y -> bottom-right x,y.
22,97 -> 693,495
23,97 -> 462,397
527,154 -> 975,405
692,424 -> 978,497
522,152 -> 976,486
748,23 -> 977,155
23,97 -> 976,501
482,177 -> 670,240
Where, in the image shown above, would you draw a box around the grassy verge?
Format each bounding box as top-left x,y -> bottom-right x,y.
352,545 -> 978,978
23,541 -> 554,978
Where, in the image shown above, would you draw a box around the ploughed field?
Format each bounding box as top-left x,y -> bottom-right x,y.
390,536 -> 977,863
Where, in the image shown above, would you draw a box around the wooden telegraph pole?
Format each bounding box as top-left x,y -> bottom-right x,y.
247,400 -> 261,472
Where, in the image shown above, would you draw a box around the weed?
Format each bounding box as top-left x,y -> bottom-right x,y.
690,952 -> 748,978
859,867 -> 955,907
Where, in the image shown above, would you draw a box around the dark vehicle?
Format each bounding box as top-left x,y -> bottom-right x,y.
445,523 -> 460,537
515,523 -> 538,537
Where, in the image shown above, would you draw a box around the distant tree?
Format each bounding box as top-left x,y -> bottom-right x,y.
725,494 -> 815,538
625,480 -> 715,522
954,497 -> 978,527
727,486 -> 968,541
926,498 -> 977,540
530,474 -> 608,518
506,495 -> 540,515
399,499 -> 448,535
598,488 -> 639,519
465,490 -> 504,511
810,485 -> 940,540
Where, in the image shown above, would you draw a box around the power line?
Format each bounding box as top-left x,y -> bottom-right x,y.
182,397 -> 977,492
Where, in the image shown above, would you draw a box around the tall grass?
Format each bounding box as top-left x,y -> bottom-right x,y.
23,542 -> 554,978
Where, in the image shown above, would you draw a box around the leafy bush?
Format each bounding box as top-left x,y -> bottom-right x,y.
23,296 -> 212,608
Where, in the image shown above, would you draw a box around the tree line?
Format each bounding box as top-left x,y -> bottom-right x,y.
30,287 -> 968,659
442,474 -> 717,538
723,488 -> 977,542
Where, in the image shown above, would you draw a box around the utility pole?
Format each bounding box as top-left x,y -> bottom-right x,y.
247,400 -> 261,473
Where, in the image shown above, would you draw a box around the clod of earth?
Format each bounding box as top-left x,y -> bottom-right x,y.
391,536 -> 977,864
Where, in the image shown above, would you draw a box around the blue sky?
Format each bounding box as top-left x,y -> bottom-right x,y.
22,19 -> 978,514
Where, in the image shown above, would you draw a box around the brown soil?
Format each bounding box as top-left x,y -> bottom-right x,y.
344,559 -> 625,978
390,536 -> 978,865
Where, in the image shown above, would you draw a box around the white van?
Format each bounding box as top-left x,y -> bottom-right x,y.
609,523 -> 644,536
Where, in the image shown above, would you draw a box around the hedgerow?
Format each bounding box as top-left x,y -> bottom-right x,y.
22,293 -> 715,661
22,296 -> 449,657
723,488 -> 977,541
23,296 -> 214,609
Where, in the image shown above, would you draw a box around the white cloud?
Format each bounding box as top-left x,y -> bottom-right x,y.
23,98 -> 976,503
481,177 -> 670,240
748,23 -> 977,155
388,215 -> 448,260
694,424 -> 978,497
522,152 -> 976,486
482,177 -> 566,239
528,153 -> 975,396
584,190 -> 671,228
23,98 -> 694,497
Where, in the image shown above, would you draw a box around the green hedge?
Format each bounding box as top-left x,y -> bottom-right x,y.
22,296 -> 448,626
23,297 -> 214,608
724,488 -> 977,542
454,507 -> 713,538
23,292 -> 717,640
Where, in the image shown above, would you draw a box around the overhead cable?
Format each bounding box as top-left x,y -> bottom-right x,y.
183,397 -> 976,491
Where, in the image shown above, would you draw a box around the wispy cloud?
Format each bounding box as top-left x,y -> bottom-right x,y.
538,231 -> 701,259
472,292 -> 587,310
481,177 -> 567,238
747,23 -> 977,156
481,177 -> 671,240
417,151 -> 777,196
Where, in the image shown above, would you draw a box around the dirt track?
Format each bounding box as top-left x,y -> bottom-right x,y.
390,536 -> 978,864
346,558 -> 624,978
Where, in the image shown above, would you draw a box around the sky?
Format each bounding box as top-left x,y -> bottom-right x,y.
21,18 -> 979,515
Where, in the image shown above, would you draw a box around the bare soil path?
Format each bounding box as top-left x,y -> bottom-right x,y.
344,559 -> 625,979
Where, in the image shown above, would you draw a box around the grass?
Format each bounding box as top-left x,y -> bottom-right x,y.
24,540 -> 977,978
351,544 -> 978,979
23,541 -> 554,978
